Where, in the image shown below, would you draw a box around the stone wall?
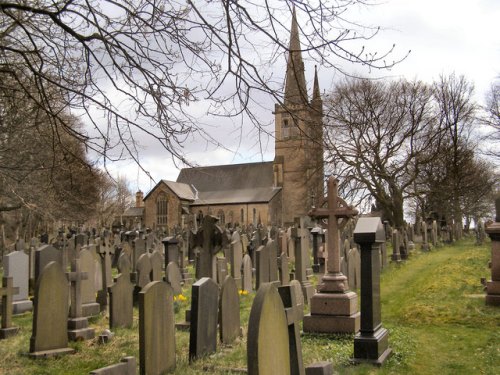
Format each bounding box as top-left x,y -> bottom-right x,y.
143,184 -> 187,231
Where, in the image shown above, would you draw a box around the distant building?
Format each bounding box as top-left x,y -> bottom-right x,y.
142,8 -> 324,231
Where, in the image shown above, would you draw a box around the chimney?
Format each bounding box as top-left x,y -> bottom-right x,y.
136,190 -> 144,208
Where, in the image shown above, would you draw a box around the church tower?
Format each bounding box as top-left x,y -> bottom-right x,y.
273,8 -> 325,225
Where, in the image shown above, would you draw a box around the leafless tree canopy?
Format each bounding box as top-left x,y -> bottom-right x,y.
1,0 -> 406,169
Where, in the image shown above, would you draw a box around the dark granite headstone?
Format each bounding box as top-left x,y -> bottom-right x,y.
247,283 -> 290,375
139,281 -> 176,374
29,262 -> 75,357
353,217 -> 392,365
189,277 -> 219,361
219,275 -> 240,345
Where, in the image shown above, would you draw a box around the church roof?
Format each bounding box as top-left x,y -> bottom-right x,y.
143,180 -> 196,201
123,206 -> 144,217
177,161 -> 280,205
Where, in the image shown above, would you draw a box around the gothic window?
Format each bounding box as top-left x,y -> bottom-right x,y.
281,113 -> 298,139
218,209 -> 225,226
241,208 -> 244,224
253,208 -> 257,226
156,194 -> 168,226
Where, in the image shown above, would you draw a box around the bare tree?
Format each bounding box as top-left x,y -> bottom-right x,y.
1,0 -> 407,172
482,80 -> 500,159
324,78 -> 438,229
94,173 -> 133,228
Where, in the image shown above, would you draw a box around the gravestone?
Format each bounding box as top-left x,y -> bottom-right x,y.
255,245 -> 269,290
136,253 -> 152,289
166,261 -> 183,296
90,356 -> 136,375
267,239 -> 280,286
109,253 -> 134,329
229,231 -> 243,289
278,252 -> 290,286
67,258 -> 95,341
4,250 -> 32,314
133,231 -> 147,270
247,283 -> 290,375
139,281 -> 176,375
292,218 -> 314,304
197,215 -> 220,280
34,244 -> 63,283
149,250 -> 163,282
310,227 -> 322,273
391,230 -> 402,262
216,257 -> 229,285
278,284 -> 305,375
304,177 -> 360,334
96,240 -> 114,311
421,221 -> 430,251
485,194 -> 500,306
162,236 -> 179,268
0,277 -> 20,339
432,220 -> 438,247
242,254 -> 253,293
29,262 -> 75,357
219,275 -> 240,345
189,277 -> 219,361
79,248 -> 100,317
353,217 -> 392,365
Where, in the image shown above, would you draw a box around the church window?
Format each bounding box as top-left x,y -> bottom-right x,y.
228,211 -> 234,225
218,209 -> 225,225
241,208 -> 244,224
281,113 -> 298,139
253,208 -> 257,226
156,194 -> 168,226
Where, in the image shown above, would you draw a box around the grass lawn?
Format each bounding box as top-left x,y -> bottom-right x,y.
0,238 -> 498,374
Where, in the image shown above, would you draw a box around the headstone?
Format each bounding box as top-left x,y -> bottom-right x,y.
305,362 -> 334,375
136,253 -> 152,289
278,252 -> 290,286
219,275 -> 240,345
109,255 -> 134,329
139,281 -> 176,375
267,240 -> 280,286
162,236 -> 179,268
216,257 -> 229,285
0,277 -> 20,339
485,195 -> 500,306
421,221 -> 430,251
149,250 -> 163,282
96,240 -> 115,311
247,283 -> 290,375
292,218 -> 314,304
241,254 -> 253,293
166,261 -> 183,296
189,277 -> 219,361
34,244 -> 63,283
391,230 -> 402,262
310,227 -> 322,273
29,262 -> 75,357
89,356 -> 136,375
278,284 -> 305,375
304,177 -> 360,334
133,232 -> 147,269
229,231 -> 243,289
67,258 -> 95,341
197,216 -> 219,280
4,250 -> 32,314
255,245 -> 269,290
353,217 -> 392,365
79,248 -> 100,317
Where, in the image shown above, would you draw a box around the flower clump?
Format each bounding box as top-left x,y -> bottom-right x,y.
238,290 -> 249,296
174,294 -> 187,302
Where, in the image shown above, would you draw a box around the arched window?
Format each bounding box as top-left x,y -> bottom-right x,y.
156,194 -> 168,225
241,208 -> 244,224
253,208 -> 257,226
217,209 -> 225,225
228,211 -> 234,225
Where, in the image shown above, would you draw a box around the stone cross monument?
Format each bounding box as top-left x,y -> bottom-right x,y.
303,177 -> 360,333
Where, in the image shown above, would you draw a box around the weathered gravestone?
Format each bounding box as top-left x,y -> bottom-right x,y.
149,250 -> 163,282
79,248 -> 100,317
216,257 -> 229,285
189,277 -> 219,361
0,277 -> 20,339
67,258 -> 95,341
255,245 -> 269,290
304,177 -> 360,334
485,194 -> 500,306
196,215 -> 220,280
96,240 -> 114,311
34,244 -> 63,284
4,249 -> 32,314
139,281 -> 176,375
229,231 -> 243,289
162,236 -> 179,268
247,283 -> 290,375
109,253 -> 134,329
136,253 -> 152,289
29,262 -> 75,357
133,231 -> 147,270
347,247 -> 361,290
421,221 -> 430,251
166,261 -> 183,296
391,229 -> 402,262
278,252 -> 290,286
89,356 -> 136,375
219,275 -> 240,345
292,217 -> 314,304
353,217 -> 392,365
242,254 -> 253,293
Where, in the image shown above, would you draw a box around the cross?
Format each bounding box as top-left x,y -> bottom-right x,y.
308,176 -> 358,293
279,285 -> 305,375
1,277 -> 19,329
66,258 -> 88,319
98,239 -> 115,288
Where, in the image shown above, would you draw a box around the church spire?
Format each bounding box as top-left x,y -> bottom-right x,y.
284,7 -> 308,106
312,65 -> 321,101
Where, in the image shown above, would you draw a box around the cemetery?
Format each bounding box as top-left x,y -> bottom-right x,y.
1,2 -> 499,375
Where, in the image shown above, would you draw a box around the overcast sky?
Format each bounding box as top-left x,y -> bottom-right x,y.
107,0 -> 500,195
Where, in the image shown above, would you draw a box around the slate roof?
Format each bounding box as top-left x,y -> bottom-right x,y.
143,180 -> 196,201
122,207 -> 144,217
177,161 -> 281,205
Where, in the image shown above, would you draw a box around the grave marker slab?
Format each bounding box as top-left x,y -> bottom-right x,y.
149,250 -> 163,282
189,277 -> 219,361
79,248 -> 100,317
4,250 -> 32,314
242,254 -> 253,293
29,262 -> 75,357
34,244 -> 63,283
0,277 -> 20,339
139,281 -> 176,375
485,195 -> 500,306
247,283 -> 290,375
109,255 -> 134,329
166,261 -> 183,296
219,275 -> 240,345
90,356 -> 136,375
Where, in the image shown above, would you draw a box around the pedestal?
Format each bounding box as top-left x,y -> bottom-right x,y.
68,317 -> 95,341
353,327 -> 392,366
13,300 -> 33,315
82,302 -> 101,317
0,326 -> 19,339
485,220 -> 500,306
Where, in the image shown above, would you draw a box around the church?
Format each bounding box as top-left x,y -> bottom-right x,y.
138,9 -> 324,231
